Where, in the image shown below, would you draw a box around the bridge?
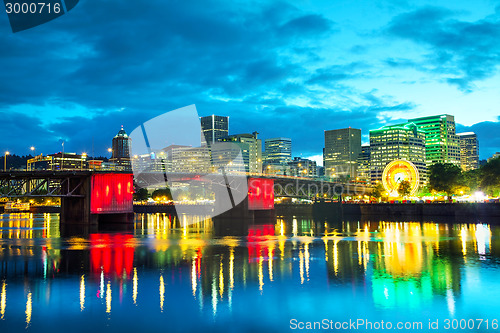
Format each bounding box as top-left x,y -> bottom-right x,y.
0,171 -> 370,224
0,171 -> 134,224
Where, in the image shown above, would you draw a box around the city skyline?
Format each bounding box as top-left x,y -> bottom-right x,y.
1,0 -> 500,161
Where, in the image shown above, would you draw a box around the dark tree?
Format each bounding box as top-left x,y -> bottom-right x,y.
152,188 -> 172,201
398,180 -> 412,197
428,163 -> 463,197
371,183 -> 385,200
134,188 -> 149,201
480,157 -> 500,196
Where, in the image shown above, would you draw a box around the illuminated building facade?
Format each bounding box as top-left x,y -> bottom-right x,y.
200,115 -> 229,146
220,132 -> 262,173
457,132 -> 479,171
288,157 -> 317,177
323,128 -> 361,179
356,144 -> 371,183
48,152 -> 87,170
408,114 -> 461,167
264,138 -> 292,165
369,122 -> 426,185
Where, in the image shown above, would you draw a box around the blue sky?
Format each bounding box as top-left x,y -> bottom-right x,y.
1,0 -> 499,163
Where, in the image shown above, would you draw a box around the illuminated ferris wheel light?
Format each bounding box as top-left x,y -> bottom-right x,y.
381,160 -> 420,197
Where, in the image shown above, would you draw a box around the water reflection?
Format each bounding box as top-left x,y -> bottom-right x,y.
0,213 -> 499,332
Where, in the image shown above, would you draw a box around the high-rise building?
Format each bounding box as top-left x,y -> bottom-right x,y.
264,138 -> 292,165
408,114 -> 460,166
200,115 -> 229,145
288,157 -> 317,177
457,132 -> 479,171
356,144 -> 371,183
111,126 -> 132,171
220,132 -> 262,173
369,122 -> 427,184
323,128 -> 361,179
112,126 -> 131,159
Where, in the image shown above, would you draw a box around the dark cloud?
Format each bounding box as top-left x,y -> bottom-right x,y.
386,6 -> 500,91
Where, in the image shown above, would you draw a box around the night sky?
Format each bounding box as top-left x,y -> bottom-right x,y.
1,0 -> 500,164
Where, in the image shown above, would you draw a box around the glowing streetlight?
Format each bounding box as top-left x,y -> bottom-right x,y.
4,151 -> 9,172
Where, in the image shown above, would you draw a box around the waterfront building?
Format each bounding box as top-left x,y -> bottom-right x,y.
220,132 -> 262,173
369,122 -> 427,184
200,115 -> 229,146
170,146 -> 211,174
48,152 -> 87,170
356,144 -> 371,183
323,128 -> 361,179
264,138 -> 292,165
488,152 -> 500,162
263,163 -> 290,176
111,126 -> 132,171
457,132 -> 479,171
408,114 -> 461,167
288,157 -> 317,177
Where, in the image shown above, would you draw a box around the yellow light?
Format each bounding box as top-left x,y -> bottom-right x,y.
108,148 -> 112,153
80,275 -> 85,311
25,291 -> 32,327
30,147 -> 35,151
5,151 -> 9,156
159,275 -> 165,312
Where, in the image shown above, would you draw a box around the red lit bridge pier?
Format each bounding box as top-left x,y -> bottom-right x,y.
0,171 -> 134,224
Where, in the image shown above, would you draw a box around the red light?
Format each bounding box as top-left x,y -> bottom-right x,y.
90,233 -> 135,278
248,178 -> 274,210
91,174 -> 134,214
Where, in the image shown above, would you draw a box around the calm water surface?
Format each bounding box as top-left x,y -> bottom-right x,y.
0,213 -> 499,332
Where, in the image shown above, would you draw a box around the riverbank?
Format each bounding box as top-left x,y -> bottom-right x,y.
1,202 -> 499,219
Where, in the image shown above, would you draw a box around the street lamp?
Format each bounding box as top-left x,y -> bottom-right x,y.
28,146 -> 35,170
4,151 -> 9,171
108,148 -> 114,170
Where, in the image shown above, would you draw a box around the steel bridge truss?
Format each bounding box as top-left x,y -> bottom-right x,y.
0,172 -> 88,198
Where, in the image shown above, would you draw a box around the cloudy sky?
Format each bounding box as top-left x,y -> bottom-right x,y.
1,0 -> 500,163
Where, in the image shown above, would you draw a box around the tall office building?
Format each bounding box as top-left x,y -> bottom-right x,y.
356,144 -> 371,183
220,132 -> 262,173
264,138 -> 292,165
111,126 -> 132,171
200,115 -> 229,145
323,128 -> 361,179
408,114 -> 461,166
112,126 -> 131,158
369,122 -> 427,184
457,132 -> 479,171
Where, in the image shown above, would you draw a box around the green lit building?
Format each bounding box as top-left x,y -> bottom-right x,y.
369,122 -> 427,184
408,114 -> 461,167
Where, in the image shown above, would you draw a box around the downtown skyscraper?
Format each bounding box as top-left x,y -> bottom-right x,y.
323,128 -> 361,179
457,132 -> 479,171
408,114 -> 461,167
200,115 -> 229,145
264,138 -> 292,165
